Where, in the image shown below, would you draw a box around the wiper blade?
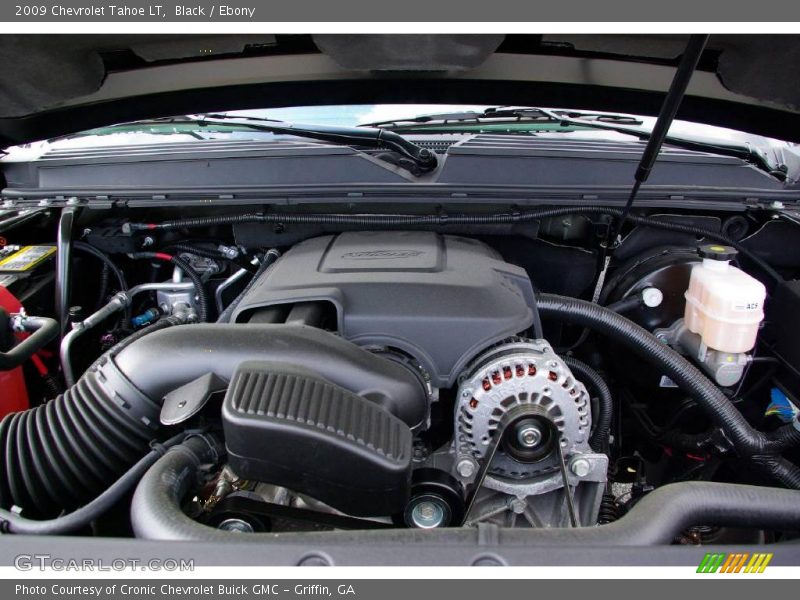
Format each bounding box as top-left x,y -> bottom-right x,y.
362,106 -> 779,176
360,107 -> 644,129
190,114 -> 438,173
535,108 -> 781,177
53,114 -> 438,174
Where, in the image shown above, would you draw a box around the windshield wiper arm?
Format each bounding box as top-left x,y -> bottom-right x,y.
360,107 -> 644,129
535,106 -> 778,177
191,114 -> 438,173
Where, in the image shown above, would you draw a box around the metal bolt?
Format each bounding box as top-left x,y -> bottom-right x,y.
516,423 -> 543,448
508,498 -> 526,514
461,389 -> 472,398
570,457 -> 592,478
142,236 -> 154,248
217,518 -> 254,533
456,457 -> 477,478
410,499 -> 446,529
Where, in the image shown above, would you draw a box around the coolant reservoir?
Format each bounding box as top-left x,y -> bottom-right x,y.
683,244 -> 766,353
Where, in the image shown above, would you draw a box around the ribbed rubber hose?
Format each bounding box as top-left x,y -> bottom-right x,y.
562,356 -> 613,453
0,361 -> 158,516
0,432 -> 188,534
131,435 -> 800,544
537,293 -> 800,487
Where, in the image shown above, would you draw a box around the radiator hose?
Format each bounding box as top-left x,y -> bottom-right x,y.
131,433 -> 800,544
537,293 -> 800,488
0,324 -> 427,517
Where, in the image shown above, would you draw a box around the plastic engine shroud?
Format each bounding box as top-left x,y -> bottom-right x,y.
232,231 -> 536,387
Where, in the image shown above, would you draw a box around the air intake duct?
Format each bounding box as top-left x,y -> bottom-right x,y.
223,362 -> 413,516
0,324 -> 426,517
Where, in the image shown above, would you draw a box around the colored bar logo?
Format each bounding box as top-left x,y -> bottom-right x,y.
696,552 -> 773,573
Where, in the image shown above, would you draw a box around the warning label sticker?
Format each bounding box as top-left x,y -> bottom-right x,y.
0,245 -> 56,271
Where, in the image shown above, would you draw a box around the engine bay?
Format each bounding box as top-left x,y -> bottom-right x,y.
1,202 -> 800,545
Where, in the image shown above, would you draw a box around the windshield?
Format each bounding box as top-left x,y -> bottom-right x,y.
2,104 -> 792,154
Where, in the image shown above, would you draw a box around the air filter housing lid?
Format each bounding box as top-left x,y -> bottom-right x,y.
222,361 -> 413,517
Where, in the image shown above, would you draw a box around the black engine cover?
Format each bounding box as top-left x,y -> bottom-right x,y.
231,231 -> 536,387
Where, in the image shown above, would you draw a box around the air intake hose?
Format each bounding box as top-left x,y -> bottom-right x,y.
0,324 -> 427,517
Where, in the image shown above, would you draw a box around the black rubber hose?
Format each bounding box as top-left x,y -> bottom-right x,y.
127,207 -> 782,284
217,249 -> 280,323
537,293 -> 800,487
0,358 -> 158,516
95,262 -> 110,309
530,293 -> 544,339
562,356 -> 612,453
130,437 -> 800,544
74,242 -> 127,292
0,315 -> 59,371
0,432 -> 188,535
606,295 -> 642,314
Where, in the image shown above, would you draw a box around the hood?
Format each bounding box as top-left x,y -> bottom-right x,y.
1,33 -> 799,145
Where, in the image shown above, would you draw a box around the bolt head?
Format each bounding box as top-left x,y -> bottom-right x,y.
517,424 -> 543,448
409,498 -> 446,529
217,518 -> 254,533
570,457 -> 592,478
456,457 -> 477,478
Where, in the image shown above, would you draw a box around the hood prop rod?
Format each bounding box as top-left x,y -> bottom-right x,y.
608,34 -> 710,248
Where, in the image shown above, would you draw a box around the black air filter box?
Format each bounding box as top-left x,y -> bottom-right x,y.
222,361 -> 413,517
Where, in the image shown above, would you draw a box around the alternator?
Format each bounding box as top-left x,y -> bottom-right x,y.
455,340 -> 591,479
452,340 -> 608,527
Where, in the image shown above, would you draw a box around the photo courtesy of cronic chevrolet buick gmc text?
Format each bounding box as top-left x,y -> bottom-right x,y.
0,33 -> 799,566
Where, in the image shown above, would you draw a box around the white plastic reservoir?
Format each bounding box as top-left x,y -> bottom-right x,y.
683,245 -> 766,354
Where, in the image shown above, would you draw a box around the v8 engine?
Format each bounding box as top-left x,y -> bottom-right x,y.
2,207 -> 800,546
218,231 -> 605,527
